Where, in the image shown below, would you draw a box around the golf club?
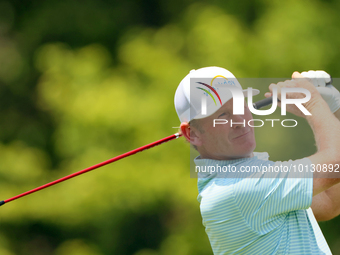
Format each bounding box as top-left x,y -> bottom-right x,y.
0,96 -> 285,207
0,133 -> 182,206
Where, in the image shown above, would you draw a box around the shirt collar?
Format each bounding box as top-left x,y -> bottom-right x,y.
194,152 -> 269,167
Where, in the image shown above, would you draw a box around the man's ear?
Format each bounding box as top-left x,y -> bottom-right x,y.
180,122 -> 202,147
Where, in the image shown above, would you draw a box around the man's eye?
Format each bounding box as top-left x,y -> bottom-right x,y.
218,112 -> 229,118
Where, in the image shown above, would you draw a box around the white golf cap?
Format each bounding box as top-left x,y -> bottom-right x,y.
174,66 -> 260,123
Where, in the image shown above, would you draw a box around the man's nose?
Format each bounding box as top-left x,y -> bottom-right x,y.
230,115 -> 246,129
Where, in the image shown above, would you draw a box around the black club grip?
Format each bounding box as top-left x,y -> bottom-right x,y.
253,97 -> 273,109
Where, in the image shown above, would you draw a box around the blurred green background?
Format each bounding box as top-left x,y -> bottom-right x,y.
1,0 -> 340,254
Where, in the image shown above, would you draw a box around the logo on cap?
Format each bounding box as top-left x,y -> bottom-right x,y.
196,75 -> 229,106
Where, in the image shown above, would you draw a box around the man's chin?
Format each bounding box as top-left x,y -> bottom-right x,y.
235,144 -> 256,158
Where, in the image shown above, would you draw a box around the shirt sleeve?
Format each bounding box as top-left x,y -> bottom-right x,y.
233,157 -> 314,234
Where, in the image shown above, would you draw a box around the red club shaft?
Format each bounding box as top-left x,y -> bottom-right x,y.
0,133 -> 182,206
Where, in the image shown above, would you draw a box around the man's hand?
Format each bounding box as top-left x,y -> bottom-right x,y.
301,70 -> 340,113
267,72 -> 323,117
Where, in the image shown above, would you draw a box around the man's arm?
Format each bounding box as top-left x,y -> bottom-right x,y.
269,73 -> 340,196
311,183 -> 340,221
305,96 -> 340,195
311,108 -> 340,221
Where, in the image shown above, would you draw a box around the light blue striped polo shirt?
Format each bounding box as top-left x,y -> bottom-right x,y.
195,152 -> 332,255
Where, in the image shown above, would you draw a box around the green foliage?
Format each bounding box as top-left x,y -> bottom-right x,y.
1,0 -> 340,254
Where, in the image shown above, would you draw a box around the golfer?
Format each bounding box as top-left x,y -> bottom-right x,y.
174,67 -> 340,254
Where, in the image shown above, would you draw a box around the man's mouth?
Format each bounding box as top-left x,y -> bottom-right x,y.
232,130 -> 250,140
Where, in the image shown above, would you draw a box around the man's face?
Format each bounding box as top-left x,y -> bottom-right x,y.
191,99 -> 256,160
